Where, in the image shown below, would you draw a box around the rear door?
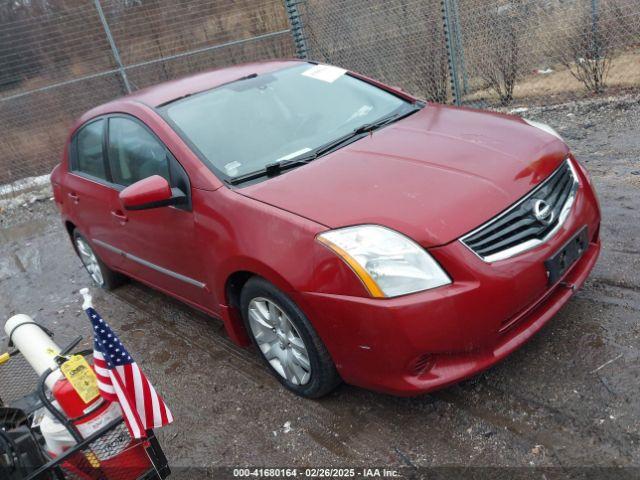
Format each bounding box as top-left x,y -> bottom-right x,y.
104,115 -> 208,308
64,118 -> 123,268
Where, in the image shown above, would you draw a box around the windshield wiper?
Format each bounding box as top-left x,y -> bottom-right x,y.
227,129 -> 366,186
227,154 -> 314,185
353,112 -> 402,134
227,128 -> 368,186
353,102 -> 424,134
228,104 -> 423,186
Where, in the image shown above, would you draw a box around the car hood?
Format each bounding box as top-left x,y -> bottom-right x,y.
238,104 -> 570,247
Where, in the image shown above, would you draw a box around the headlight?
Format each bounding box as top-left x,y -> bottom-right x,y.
523,119 -> 564,142
317,225 -> 451,298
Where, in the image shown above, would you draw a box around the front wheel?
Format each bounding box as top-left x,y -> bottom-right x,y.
240,277 -> 341,398
73,231 -> 125,290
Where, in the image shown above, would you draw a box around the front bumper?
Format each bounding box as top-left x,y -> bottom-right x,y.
294,166 -> 601,396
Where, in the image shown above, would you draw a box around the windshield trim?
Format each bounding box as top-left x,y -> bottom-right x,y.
156,63 -> 421,187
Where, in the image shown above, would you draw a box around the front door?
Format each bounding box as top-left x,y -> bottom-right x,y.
104,115 -> 208,308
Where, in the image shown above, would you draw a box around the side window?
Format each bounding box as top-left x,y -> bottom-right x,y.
107,117 -> 170,187
75,120 -> 106,180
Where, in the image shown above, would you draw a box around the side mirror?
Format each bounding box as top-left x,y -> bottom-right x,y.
119,175 -> 186,211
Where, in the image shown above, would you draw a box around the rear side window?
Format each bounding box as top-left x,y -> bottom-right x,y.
75,120 -> 106,180
107,117 -> 170,187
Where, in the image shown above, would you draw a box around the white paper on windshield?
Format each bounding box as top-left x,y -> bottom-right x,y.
302,65 -> 347,83
277,147 -> 312,161
224,161 -> 242,175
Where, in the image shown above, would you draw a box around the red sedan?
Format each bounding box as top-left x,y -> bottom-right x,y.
51,60 -> 601,397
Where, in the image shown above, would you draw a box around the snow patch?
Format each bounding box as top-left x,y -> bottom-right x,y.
0,175 -> 52,211
0,174 -> 50,196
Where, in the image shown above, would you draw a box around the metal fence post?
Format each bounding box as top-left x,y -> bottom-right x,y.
442,0 -> 461,105
284,0 -> 309,59
451,0 -> 468,95
92,0 -> 132,93
591,0 -> 600,59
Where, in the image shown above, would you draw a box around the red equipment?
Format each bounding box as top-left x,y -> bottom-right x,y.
51,366 -> 152,479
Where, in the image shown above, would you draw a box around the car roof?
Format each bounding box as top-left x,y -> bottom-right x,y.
76,59 -> 306,125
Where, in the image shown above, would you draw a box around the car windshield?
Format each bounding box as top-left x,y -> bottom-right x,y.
162,64 -> 414,182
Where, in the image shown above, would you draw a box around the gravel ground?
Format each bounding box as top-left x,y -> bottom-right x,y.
1,98 -> 639,479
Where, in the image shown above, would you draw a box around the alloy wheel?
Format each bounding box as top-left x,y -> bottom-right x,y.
75,238 -> 104,286
247,297 -> 311,385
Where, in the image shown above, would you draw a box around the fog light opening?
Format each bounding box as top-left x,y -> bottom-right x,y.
409,353 -> 434,376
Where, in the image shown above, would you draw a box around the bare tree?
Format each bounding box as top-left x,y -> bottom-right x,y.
555,4 -> 614,94
478,5 -> 522,106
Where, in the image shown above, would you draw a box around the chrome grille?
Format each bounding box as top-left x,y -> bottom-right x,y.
461,159 -> 579,262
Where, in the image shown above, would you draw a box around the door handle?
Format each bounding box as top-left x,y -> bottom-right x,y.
111,210 -> 128,224
68,192 -> 79,204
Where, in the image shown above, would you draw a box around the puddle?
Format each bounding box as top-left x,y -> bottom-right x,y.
0,219 -> 49,243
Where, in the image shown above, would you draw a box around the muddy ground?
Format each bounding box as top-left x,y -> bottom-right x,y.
1,98 -> 639,479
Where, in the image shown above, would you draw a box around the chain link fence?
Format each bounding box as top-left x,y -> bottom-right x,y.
1,0 -> 639,197
296,0 -> 640,107
0,0 -> 294,195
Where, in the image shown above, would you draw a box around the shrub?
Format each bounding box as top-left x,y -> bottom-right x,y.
478,4 -> 523,106
555,4 -> 615,94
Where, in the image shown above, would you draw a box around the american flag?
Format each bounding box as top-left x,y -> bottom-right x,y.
87,307 -> 173,439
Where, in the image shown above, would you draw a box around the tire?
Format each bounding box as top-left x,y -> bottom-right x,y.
240,277 -> 341,398
72,230 -> 125,290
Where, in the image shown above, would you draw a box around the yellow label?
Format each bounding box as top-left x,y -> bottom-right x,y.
60,355 -> 100,404
84,451 -> 101,469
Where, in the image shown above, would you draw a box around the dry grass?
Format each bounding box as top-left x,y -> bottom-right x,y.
464,47 -> 640,105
